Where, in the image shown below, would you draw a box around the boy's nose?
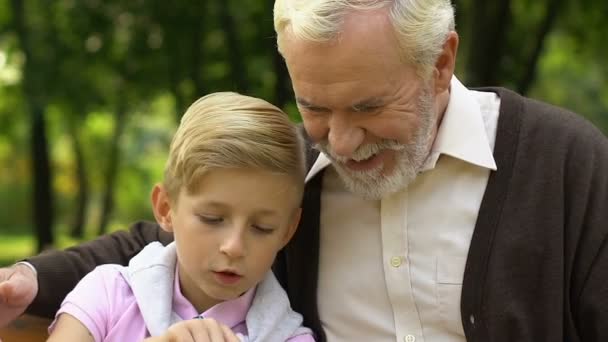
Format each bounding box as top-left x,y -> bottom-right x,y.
219,230 -> 246,258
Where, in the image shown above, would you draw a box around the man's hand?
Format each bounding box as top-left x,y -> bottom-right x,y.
0,263 -> 38,327
144,318 -> 240,342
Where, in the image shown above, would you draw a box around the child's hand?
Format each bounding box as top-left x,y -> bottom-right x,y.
143,318 -> 240,342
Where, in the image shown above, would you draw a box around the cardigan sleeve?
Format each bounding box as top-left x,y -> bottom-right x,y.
575,235 -> 608,341
565,121 -> 608,341
25,221 -> 172,318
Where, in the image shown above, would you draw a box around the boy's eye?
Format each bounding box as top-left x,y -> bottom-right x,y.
198,215 -> 223,224
252,224 -> 275,234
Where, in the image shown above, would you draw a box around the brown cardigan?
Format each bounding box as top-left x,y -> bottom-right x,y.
27,88 -> 608,341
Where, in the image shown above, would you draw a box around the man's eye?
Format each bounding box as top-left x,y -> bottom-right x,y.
355,106 -> 380,113
299,105 -> 330,115
301,110 -> 325,118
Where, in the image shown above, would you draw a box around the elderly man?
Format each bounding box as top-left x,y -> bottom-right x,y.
1,1 -> 607,341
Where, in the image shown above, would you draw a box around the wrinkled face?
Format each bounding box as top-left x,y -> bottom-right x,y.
168,168 -> 300,311
281,10 -> 438,199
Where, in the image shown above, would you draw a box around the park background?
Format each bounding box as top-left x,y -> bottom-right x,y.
0,0 -> 607,265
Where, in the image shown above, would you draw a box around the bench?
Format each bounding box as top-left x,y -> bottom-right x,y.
0,315 -> 50,342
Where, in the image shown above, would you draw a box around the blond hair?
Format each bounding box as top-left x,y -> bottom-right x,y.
163,92 -> 305,202
274,0 -> 455,77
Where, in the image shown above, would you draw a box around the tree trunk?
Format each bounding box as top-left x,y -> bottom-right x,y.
30,106 -> 54,252
68,119 -> 88,239
153,3 -> 186,121
465,0 -> 513,86
517,0 -> 564,95
264,0 -> 291,110
189,2 -> 206,99
273,51 -> 291,110
218,0 -> 248,93
168,52 -> 186,121
97,94 -> 127,236
166,26 -> 186,120
10,0 -> 55,252
452,0 -> 466,33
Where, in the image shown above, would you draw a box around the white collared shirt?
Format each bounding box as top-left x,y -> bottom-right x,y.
306,77 -> 501,342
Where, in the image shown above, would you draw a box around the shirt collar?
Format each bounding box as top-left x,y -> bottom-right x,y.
304,76 -> 497,182
172,266 -> 255,329
200,287 -> 255,329
421,77 -> 497,171
305,152 -> 332,182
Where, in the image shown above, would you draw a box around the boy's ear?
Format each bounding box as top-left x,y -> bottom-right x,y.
281,208 -> 302,248
151,184 -> 174,233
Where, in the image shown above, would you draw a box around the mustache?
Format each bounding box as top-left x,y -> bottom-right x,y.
314,140 -> 405,162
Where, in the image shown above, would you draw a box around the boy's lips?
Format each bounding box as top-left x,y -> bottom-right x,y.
213,270 -> 243,285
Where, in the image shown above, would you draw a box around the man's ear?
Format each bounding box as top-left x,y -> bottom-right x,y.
151,184 -> 174,233
433,31 -> 459,94
281,208 -> 302,248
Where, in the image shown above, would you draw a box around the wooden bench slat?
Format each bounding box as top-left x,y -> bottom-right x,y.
0,315 -> 50,342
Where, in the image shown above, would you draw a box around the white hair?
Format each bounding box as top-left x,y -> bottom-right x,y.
274,0 -> 455,76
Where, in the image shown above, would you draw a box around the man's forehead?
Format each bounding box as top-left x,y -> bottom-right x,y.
280,10 -> 398,60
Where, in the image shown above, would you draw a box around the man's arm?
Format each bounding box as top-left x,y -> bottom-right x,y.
573,154 -> 608,341
26,221 -> 172,318
564,120 -> 608,341
575,235 -> 608,341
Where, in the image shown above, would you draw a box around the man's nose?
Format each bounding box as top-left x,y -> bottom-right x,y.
327,114 -> 364,157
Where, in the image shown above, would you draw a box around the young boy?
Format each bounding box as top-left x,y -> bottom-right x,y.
47,93 -> 314,341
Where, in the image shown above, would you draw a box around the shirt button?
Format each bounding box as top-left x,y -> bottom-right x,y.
404,335 -> 416,342
390,256 -> 403,267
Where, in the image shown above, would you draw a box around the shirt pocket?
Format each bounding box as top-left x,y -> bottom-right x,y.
436,256 -> 467,337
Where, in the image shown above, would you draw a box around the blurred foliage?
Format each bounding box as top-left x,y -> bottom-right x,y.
0,0 -> 606,263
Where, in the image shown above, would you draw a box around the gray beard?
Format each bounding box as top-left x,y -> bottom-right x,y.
315,89 -> 436,200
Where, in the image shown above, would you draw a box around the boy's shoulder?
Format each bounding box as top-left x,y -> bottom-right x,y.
54,264 -> 142,341
89,263 -> 130,283
79,264 -> 137,306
